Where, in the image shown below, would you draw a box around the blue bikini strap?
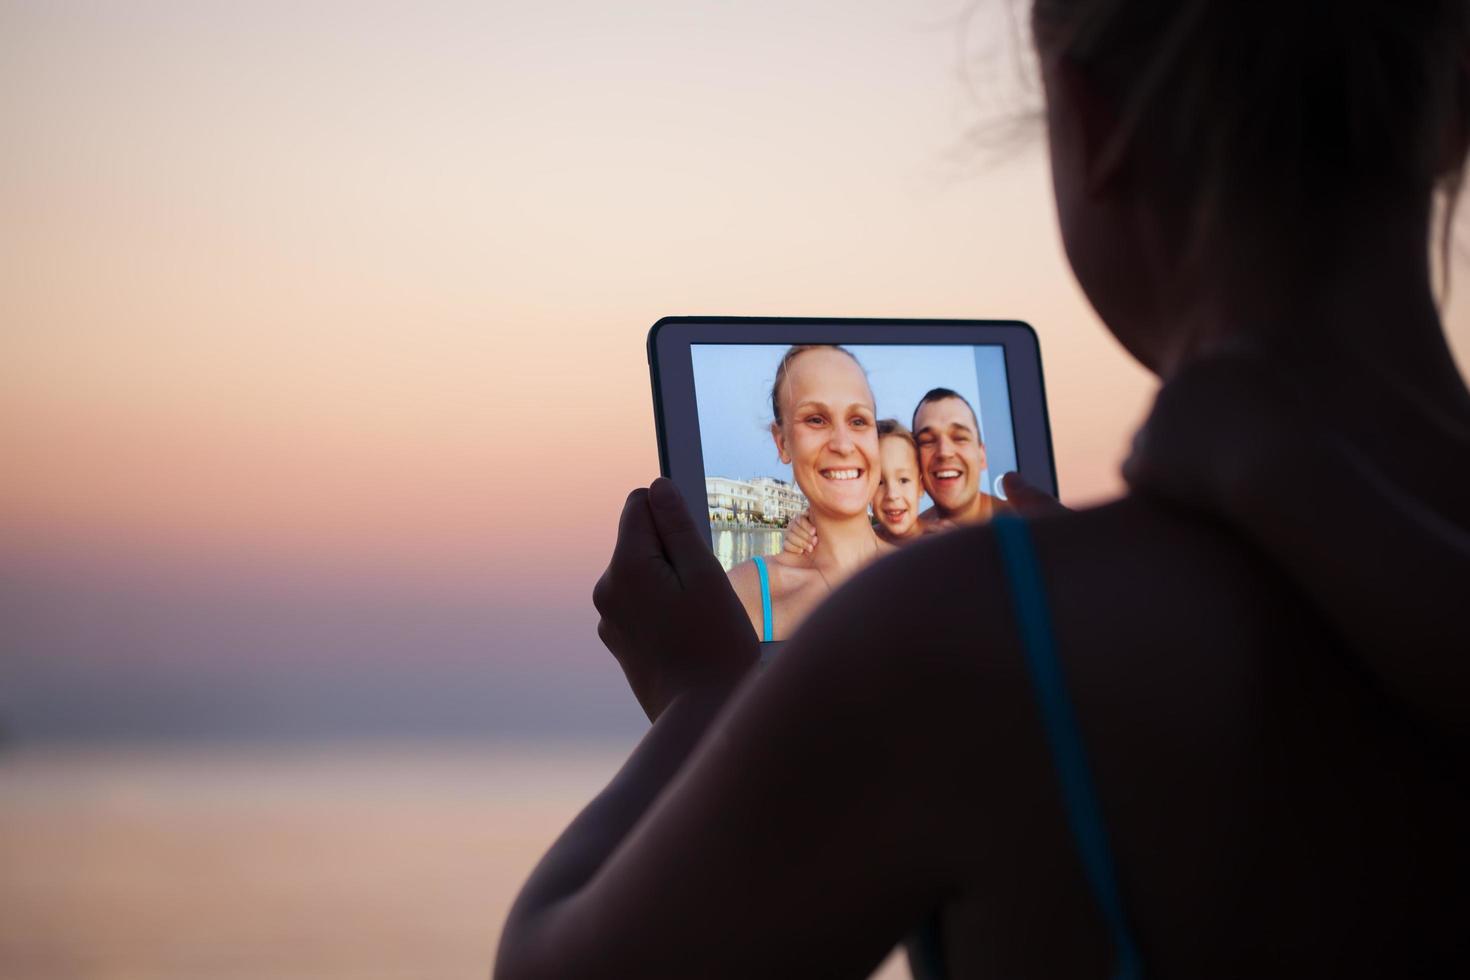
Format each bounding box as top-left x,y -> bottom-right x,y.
991,514 -> 1143,980
751,554 -> 774,642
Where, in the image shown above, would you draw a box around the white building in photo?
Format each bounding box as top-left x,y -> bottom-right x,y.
749,477 -> 808,525
706,476 -> 760,523
706,476 -> 808,525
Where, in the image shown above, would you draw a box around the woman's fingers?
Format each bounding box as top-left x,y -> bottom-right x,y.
596,491 -> 660,621
1000,472 -> 1068,516
607,489 -> 664,574
648,478 -> 722,587
594,480 -> 758,720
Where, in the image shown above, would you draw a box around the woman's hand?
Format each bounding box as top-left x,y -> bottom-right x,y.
999,471 -> 1069,516
593,478 -> 759,722
782,511 -> 817,555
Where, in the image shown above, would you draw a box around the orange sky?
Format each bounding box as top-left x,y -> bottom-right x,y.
3,2 -> 1468,730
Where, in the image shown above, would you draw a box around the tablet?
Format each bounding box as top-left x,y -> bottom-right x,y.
648,316 -> 1056,651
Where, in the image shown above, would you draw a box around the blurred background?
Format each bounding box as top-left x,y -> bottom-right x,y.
3,1 -> 1468,977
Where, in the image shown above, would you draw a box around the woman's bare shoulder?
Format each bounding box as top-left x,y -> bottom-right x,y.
726,558 -> 759,591
728,553 -> 818,613
760,551 -> 822,596
811,495 -> 1284,664
762,494 -> 1296,764
784,496 -> 1299,766
771,525 -> 1028,719
1031,495 -> 1289,631
725,559 -> 769,635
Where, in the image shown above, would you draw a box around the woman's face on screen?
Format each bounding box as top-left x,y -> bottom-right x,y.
772,349 -> 880,520
871,436 -> 922,537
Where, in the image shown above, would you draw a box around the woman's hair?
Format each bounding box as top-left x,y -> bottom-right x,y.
769,345 -> 866,426
876,418 -> 919,453
1032,0 -> 1470,272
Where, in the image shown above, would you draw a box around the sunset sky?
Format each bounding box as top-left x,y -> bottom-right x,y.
5,0 -> 1469,739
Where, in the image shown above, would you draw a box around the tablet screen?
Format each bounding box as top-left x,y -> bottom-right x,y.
690,342 -> 1018,643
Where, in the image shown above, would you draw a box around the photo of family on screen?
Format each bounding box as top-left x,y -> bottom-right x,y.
691,342 -> 1019,642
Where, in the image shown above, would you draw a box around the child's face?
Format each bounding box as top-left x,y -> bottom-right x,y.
871,436 -> 922,537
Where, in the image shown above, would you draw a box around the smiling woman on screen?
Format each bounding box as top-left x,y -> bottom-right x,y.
724,345 -> 896,643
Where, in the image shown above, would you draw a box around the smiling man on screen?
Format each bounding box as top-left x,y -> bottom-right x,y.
912,387 -> 1010,528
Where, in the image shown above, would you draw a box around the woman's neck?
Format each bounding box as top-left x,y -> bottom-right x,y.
808,511 -> 880,576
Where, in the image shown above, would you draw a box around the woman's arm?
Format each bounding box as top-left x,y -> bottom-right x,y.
495,639 -> 964,979
725,559 -> 767,644
496,485 -> 1041,979
495,683 -> 743,979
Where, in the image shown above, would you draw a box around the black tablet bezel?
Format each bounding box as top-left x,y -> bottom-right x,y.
647,316 -> 1058,542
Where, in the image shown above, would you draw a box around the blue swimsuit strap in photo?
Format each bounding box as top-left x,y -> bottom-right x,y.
751,554 -> 775,642
991,513 -> 1143,980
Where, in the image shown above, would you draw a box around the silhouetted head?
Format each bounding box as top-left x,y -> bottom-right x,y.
1032,0 -> 1470,370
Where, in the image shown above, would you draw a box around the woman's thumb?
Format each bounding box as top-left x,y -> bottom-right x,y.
648,478 -> 719,581
1000,472 -> 1068,516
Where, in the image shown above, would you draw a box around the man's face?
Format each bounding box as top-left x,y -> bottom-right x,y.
914,396 -> 986,516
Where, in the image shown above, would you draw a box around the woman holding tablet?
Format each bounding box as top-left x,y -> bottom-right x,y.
726,344 -> 896,641
498,1 -> 1470,977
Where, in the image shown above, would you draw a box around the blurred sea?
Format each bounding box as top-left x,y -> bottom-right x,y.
0,740 -> 908,979
712,527 -> 786,572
